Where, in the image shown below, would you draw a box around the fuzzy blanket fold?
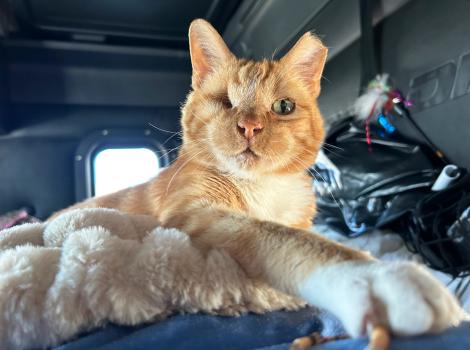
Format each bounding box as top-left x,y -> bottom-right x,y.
0,208 -> 303,350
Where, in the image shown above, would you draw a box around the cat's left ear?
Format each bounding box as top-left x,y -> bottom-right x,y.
188,19 -> 234,88
280,32 -> 328,95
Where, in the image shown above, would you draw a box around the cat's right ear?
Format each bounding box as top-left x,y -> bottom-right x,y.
188,19 -> 234,88
280,32 -> 328,96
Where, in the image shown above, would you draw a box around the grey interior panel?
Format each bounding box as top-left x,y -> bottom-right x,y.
0,46 -> 6,134
223,0 -> 330,59
10,0 -> 242,47
4,40 -> 191,106
223,0 -> 410,60
0,136 -> 77,218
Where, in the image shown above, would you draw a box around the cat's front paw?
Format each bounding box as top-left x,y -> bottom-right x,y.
299,261 -> 467,337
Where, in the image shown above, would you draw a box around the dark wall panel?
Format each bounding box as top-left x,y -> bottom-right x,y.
0,136 -> 76,218
8,64 -> 190,106
0,46 -> 6,133
317,0 -> 470,169
380,0 -> 470,168
4,40 -> 191,107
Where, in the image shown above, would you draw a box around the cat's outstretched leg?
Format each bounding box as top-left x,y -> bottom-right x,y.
163,205 -> 467,340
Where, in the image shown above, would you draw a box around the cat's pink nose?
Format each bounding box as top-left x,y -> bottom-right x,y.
237,119 -> 264,140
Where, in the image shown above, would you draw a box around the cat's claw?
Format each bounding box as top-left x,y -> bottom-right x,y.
299,261 -> 467,337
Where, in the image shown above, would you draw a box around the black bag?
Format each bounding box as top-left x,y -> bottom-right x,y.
400,174 -> 470,277
313,117 -> 442,237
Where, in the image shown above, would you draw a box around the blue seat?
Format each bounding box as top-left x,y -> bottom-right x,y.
53,307 -> 470,350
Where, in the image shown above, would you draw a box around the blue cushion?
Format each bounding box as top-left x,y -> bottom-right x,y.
260,321 -> 470,350
52,307 -> 470,350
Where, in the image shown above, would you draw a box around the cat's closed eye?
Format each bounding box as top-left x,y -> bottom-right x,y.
219,94 -> 233,109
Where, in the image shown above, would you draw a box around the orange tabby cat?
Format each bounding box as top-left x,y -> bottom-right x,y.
54,19 -> 465,337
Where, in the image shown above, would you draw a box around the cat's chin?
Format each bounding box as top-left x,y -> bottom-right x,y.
213,148 -> 264,178
235,149 -> 259,165
230,148 -> 264,172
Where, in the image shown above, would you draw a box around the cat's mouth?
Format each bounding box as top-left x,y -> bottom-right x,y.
240,148 -> 258,157
234,147 -> 260,165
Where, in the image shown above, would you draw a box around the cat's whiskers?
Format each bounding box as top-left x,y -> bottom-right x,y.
158,145 -> 180,162
297,146 -> 320,158
321,74 -> 332,84
165,148 -> 207,195
265,148 -> 290,174
179,140 -> 212,158
271,45 -> 282,60
298,145 -> 344,162
291,155 -> 341,209
322,142 -> 344,151
290,155 -> 313,174
310,167 -> 342,209
148,122 -> 207,164
147,122 -> 184,147
158,137 -> 210,165
320,146 -> 345,159
158,143 -> 188,163
148,122 -> 182,135
263,148 -> 277,169
162,132 -> 183,146
320,143 -> 347,160
294,145 -> 331,165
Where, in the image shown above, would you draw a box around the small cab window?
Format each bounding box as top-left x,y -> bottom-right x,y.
93,148 -> 160,196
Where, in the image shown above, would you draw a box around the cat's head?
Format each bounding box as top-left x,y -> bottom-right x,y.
181,19 -> 327,178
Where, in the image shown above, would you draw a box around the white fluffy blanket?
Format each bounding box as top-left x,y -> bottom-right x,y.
0,208 -> 302,350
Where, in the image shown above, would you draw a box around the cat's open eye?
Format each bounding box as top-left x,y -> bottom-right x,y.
220,94 -> 233,109
272,99 -> 295,115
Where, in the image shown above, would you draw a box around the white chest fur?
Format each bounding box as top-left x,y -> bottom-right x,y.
237,174 -> 314,226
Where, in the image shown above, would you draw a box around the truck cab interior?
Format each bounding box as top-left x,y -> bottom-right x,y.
1,1 -> 470,349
